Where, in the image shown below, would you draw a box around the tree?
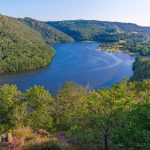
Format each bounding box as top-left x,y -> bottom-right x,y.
0,85 -> 24,133
25,86 -> 53,131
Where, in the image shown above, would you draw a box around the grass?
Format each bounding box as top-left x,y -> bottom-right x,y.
1,127 -> 80,150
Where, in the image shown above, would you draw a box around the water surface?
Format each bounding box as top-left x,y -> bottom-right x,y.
0,42 -> 135,94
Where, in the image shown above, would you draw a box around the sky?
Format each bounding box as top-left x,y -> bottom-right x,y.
0,0 -> 150,26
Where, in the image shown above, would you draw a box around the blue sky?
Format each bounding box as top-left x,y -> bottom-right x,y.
0,0 -> 150,26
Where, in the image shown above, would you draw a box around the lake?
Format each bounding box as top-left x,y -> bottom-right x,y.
0,42 -> 135,95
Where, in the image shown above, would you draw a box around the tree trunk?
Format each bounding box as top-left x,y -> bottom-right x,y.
104,134 -> 108,150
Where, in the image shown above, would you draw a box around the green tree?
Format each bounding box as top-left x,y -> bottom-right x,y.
25,86 -> 53,131
0,85 -> 25,133
54,82 -> 88,131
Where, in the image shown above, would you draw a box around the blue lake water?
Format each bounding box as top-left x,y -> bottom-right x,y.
0,42 -> 135,95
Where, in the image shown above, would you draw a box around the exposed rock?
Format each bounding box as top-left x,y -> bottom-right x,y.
7,133 -> 13,143
36,129 -> 50,137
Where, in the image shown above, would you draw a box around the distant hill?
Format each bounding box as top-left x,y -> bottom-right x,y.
19,18 -> 74,45
47,20 -> 150,41
0,14 -> 54,73
110,22 -> 150,35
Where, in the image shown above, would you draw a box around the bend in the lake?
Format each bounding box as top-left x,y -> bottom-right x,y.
0,42 -> 135,95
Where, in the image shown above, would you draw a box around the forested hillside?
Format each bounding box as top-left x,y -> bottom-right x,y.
19,18 -> 74,45
0,14 -> 54,73
47,20 -> 150,42
1,80 -> 150,149
131,57 -> 150,80
47,20 -> 121,41
112,22 -> 150,35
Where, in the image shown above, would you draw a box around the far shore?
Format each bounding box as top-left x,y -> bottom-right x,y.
82,40 -> 94,42
97,47 -> 134,55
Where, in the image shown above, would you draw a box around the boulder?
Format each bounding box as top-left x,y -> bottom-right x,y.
36,129 -> 50,137
7,133 -> 13,143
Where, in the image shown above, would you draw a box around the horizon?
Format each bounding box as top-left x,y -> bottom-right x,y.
1,0 -> 150,26
1,13 -> 150,28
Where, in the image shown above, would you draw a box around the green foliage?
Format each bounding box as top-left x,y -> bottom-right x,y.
0,84 -> 24,133
0,14 -> 55,74
53,80 -> 150,149
20,18 -> 74,45
0,85 -> 54,133
25,86 -> 53,131
113,102 -> 150,150
54,82 -> 89,131
47,20 -> 150,43
0,80 -> 150,149
47,20 -> 121,42
100,33 -> 150,55
131,57 -> 150,81
121,40 -> 150,56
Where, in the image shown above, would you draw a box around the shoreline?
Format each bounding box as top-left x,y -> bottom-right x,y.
97,47 -> 134,55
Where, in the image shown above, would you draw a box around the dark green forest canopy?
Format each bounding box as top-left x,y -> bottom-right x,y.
0,14 -> 55,73
47,20 -> 150,42
19,17 -> 74,45
100,33 -> 150,55
131,57 -> 150,81
47,20 -> 121,41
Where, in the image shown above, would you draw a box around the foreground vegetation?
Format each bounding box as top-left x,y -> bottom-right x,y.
0,14 -> 55,74
0,79 -> 150,149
